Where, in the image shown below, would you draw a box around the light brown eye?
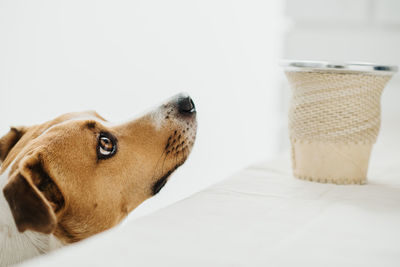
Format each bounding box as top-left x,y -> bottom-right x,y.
99,137 -> 113,154
97,132 -> 117,159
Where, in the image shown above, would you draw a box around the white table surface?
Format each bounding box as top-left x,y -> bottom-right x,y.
23,127 -> 400,267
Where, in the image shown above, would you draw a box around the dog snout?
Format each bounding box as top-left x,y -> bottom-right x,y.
156,93 -> 197,126
177,95 -> 196,115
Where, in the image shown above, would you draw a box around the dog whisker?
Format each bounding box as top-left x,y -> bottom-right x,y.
160,152 -> 168,178
151,144 -> 168,181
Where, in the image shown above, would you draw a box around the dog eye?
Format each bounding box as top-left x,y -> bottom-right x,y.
97,133 -> 117,159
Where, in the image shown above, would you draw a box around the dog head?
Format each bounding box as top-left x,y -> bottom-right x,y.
0,93 -> 197,243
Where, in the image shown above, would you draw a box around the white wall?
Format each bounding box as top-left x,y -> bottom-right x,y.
280,0 -> 400,150
0,0 -> 284,218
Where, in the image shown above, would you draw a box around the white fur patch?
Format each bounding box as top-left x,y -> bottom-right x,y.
0,166 -> 63,266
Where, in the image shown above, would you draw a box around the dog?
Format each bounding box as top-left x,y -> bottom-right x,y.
0,93 -> 197,266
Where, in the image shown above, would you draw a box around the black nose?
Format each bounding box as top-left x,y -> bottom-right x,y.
178,96 -> 196,114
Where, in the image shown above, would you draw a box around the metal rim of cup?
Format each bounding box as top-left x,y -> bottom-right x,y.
281,60 -> 398,75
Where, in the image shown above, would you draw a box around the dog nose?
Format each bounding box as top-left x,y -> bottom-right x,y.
178,95 -> 196,114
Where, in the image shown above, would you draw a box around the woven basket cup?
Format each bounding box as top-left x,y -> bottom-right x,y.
283,61 -> 397,184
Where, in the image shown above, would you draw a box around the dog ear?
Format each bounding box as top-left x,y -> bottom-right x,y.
0,126 -> 28,162
3,153 -> 64,234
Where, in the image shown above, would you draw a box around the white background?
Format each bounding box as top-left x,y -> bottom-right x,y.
0,0 -> 285,218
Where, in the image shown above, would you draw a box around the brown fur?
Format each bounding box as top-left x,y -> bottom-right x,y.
0,126 -> 28,161
0,103 -> 196,243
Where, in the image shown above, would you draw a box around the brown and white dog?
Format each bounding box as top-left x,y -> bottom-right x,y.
0,93 -> 197,266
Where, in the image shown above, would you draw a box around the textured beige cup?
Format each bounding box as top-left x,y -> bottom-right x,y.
283,61 -> 397,184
